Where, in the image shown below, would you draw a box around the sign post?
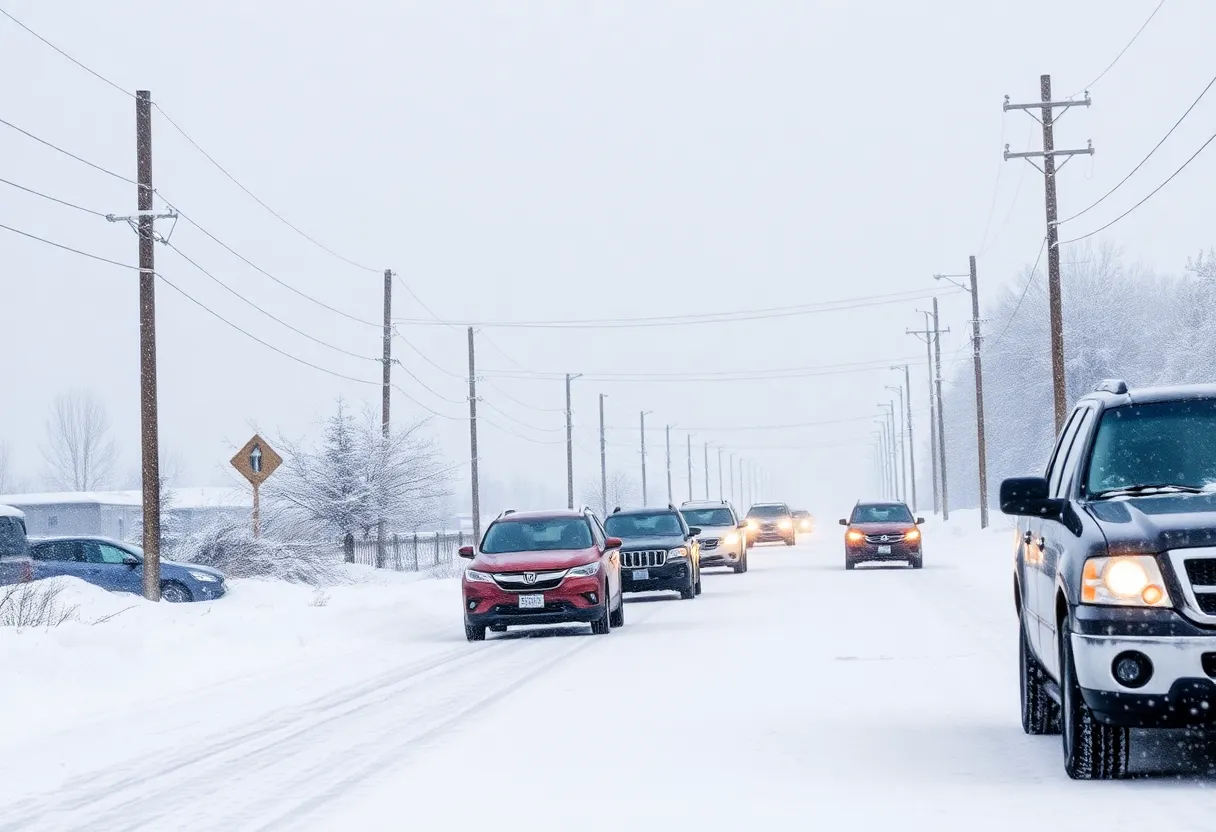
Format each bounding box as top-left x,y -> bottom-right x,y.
230,434 -> 282,538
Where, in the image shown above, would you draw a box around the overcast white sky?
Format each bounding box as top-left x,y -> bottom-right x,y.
2,0 -> 1213,519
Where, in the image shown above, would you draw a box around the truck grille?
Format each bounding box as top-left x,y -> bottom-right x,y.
491,570 -> 567,592
622,550 -> 667,568
1185,559 -> 1216,587
1199,595 -> 1216,615
1168,549 -> 1216,622
701,538 -> 720,551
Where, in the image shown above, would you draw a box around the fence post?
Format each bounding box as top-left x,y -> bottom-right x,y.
392,533 -> 401,571
412,531 -> 419,572
434,531 -> 441,567
343,532 -> 354,564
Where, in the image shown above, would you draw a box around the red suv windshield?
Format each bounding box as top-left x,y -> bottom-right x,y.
480,518 -> 593,554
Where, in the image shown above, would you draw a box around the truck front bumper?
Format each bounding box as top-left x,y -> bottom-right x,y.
1072,632 -> 1216,727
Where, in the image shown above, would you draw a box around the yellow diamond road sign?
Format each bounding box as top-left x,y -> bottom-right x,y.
231,434 -> 282,486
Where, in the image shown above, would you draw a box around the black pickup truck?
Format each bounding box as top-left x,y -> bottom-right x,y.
1001,379 -> 1216,779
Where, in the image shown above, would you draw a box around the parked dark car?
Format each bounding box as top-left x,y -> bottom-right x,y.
605,505 -> 702,598
0,505 -> 33,585
459,508 -> 624,641
840,501 -> 924,570
1003,379 -> 1216,780
27,536 -> 227,602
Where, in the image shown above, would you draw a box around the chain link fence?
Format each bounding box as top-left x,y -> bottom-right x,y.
342,531 -> 468,572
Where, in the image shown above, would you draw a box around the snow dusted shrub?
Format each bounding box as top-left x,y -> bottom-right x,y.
0,581 -> 79,629
173,525 -> 346,586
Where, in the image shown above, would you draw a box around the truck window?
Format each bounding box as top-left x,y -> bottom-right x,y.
0,516 -> 27,558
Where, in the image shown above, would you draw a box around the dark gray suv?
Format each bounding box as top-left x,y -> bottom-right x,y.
1001,379 -> 1216,780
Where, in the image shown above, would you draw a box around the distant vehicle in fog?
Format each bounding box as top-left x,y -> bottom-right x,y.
840,501 -> 923,570
744,502 -> 796,546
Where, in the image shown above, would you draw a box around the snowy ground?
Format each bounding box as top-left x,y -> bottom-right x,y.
2,513 -> 1216,830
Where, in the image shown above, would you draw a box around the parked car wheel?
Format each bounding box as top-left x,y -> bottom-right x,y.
465,623 -> 486,642
160,581 -> 192,603
1020,614 -> 1060,736
1060,615 -> 1129,779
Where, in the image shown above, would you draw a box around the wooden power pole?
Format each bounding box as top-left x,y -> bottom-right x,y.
136,90 -> 162,602
468,328 -> 480,542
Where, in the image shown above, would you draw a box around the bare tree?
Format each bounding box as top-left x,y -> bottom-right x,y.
581,470 -> 641,514
41,390 -> 118,491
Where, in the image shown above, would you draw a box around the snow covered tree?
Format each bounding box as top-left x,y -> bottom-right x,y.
270,398 -> 454,553
41,389 -> 117,491
580,470 -> 641,515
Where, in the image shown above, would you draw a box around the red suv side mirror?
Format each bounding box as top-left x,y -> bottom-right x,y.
605,537 -> 623,549
458,545 -> 475,559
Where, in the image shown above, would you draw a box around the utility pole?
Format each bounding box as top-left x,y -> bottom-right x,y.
136,90 -> 162,602
599,394 -> 607,518
375,269 -> 393,567
665,425 -> 673,504
640,411 -> 652,506
1004,78 -> 1094,432
886,386 -> 907,503
878,403 -> 897,500
932,297 -> 949,520
717,448 -> 723,501
686,434 -> 693,502
703,442 -> 710,500
908,312 -> 948,514
875,420 -> 890,498
740,459 -> 746,509
935,258 -> 990,527
729,453 -> 735,504
468,328 -> 481,542
893,365 -> 918,513
565,373 -> 581,509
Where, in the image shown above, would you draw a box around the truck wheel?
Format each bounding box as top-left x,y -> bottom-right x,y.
1059,616 -> 1129,779
694,567 -> 702,595
465,623 -> 486,642
1019,616 -> 1059,735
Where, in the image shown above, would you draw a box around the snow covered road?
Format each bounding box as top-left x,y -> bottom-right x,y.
4,517 -> 1216,830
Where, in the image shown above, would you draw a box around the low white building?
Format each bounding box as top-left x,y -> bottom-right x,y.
0,487 -> 253,541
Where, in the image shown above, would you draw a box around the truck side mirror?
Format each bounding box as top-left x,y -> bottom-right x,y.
999,477 -> 1064,518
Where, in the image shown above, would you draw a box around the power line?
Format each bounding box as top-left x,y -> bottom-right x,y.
1060,72 -> 1216,226
0,115 -> 140,188
0,221 -> 134,270
390,359 -> 467,406
1070,0 -> 1168,97
975,111 -> 1007,253
481,378 -> 566,412
392,331 -> 465,378
389,383 -> 464,421
487,357 -> 930,385
480,400 -> 565,433
151,103 -> 381,274
393,288 -> 958,330
609,411 -> 903,433
0,176 -> 109,217
490,354 -> 924,380
1058,129 -> 1216,247
990,237 -> 1048,350
0,6 -> 134,98
480,415 -> 566,445
172,208 -> 383,328
163,242 -> 382,362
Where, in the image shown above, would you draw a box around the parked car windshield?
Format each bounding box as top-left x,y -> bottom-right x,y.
1087,399 -> 1216,495
680,508 -> 734,527
851,504 -> 913,523
605,512 -> 683,537
747,504 -> 788,518
480,518 -> 593,554
0,516 -> 27,557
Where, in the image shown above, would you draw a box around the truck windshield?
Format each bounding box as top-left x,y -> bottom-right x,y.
480,518 -> 593,554
0,516 -> 28,557
851,504 -> 913,523
680,508 -> 734,527
747,505 -> 788,518
605,513 -> 683,537
1087,399 -> 1216,495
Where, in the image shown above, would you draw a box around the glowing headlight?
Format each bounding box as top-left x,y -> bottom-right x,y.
724,533 -> 740,544
464,568 -> 495,583
188,570 -> 220,583
567,562 -> 601,577
746,520 -> 759,530
904,528 -> 921,542
846,529 -> 865,543
668,547 -> 689,559
778,519 -> 793,530
1082,556 -> 1171,607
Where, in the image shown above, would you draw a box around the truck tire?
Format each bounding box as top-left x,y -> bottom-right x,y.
1019,616 -> 1059,735
1059,616 -> 1129,779
679,571 -> 696,600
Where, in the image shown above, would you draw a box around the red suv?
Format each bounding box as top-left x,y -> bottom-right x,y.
459,508 -> 625,641
840,500 -> 924,570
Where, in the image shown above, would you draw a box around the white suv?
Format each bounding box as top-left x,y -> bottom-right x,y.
679,501 -> 749,574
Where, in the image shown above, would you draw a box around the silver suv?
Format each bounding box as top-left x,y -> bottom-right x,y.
679,501 -> 749,574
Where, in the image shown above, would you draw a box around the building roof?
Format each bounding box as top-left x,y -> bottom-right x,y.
0,486 -> 252,511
